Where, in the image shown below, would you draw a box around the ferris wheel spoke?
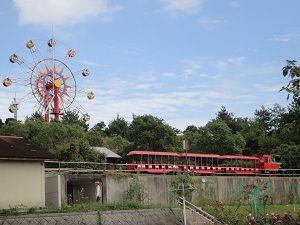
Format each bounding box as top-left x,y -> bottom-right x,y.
27,44 -> 45,66
10,55 -> 35,75
18,92 -> 35,103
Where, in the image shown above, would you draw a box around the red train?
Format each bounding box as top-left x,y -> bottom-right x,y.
126,150 -> 283,175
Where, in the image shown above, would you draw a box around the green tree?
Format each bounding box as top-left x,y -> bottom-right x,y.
0,118 -> 4,128
90,121 -> 106,134
182,128 -> 201,153
276,102 -> 300,145
57,138 -> 106,163
128,114 -> 181,152
239,120 -> 264,155
24,119 -> 47,142
215,106 -> 244,134
0,120 -> 28,137
105,115 -> 129,138
30,122 -> 86,153
253,104 -> 287,154
61,110 -> 89,131
26,112 -> 44,121
86,121 -> 106,146
281,60 -> 300,106
86,130 -> 104,146
271,144 -> 300,169
103,134 -> 132,157
195,120 -> 245,155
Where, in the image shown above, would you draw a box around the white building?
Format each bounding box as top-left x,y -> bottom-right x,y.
0,136 -> 56,209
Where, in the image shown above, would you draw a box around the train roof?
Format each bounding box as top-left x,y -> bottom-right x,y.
179,153 -> 221,158
127,150 -> 261,160
220,155 -> 259,160
127,150 -> 179,157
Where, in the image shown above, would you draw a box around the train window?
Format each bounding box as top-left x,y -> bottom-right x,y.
260,157 -> 264,163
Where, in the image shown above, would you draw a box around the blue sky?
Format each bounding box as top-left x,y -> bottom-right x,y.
0,0 -> 299,131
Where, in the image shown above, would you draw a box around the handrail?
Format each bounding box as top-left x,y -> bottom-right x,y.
44,160 -> 300,176
177,196 -> 221,224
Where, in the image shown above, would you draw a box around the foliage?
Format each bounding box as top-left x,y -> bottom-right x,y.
281,60 -> 300,106
85,129 -> 104,147
125,177 -> 148,202
272,144 -> 300,169
0,201 -> 162,216
203,202 -> 300,225
57,138 -> 106,164
0,118 -> 4,129
0,119 -> 28,137
170,173 -> 195,201
128,114 -> 181,152
105,115 -> 129,138
61,110 -> 89,131
194,120 -> 246,155
102,135 -> 132,157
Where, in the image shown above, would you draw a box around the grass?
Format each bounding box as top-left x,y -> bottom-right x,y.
0,200 -> 166,217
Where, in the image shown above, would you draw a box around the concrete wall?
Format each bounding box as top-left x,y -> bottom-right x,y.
191,176 -> 299,204
0,160 -> 45,209
46,174 -> 300,208
104,175 -> 300,205
45,174 -> 62,207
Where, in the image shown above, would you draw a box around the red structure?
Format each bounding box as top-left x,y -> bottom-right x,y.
3,38 -> 93,122
126,150 -> 282,175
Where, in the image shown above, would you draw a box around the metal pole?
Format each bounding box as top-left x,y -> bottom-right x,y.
183,140 -> 189,172
182,184 -> 186,225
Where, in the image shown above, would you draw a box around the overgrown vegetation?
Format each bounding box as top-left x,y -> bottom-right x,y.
0,200 -> 164,217
196,178 -> 300,224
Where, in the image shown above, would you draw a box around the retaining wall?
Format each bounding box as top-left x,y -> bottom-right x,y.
0,209 -> 184,225
50,174 -> 300,207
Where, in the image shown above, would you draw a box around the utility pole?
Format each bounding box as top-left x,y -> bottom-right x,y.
183,140 -> 189,171
173,183 -> 196,225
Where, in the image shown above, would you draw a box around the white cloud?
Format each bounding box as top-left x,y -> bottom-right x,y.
182,59 -> 202,78
13,0 -> 124,26
216,57 -> 245,69
197,17 -> 228,30
138,71 -> 156,82
254,84 -> 283,92
230,1 -> 239,7
268,31 -> 300,42
161,0 -> 206,15
162,71 -> 176,77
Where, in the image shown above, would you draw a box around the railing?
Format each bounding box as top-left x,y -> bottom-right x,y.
44,161 -> 300,176
176,196 -> 222,225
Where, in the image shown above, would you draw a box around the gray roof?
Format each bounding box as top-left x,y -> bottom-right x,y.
92,147 -> 122,158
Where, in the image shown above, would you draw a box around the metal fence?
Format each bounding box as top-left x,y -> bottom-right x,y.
44,161 -> 300,176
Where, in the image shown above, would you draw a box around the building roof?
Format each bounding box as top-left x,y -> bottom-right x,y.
92,147 -> 122,158
0,136 -> 57,161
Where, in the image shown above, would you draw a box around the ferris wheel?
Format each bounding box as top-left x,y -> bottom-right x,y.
2,37 -> 94,122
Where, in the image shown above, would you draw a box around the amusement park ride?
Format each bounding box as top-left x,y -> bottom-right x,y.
2,37 -> 94,122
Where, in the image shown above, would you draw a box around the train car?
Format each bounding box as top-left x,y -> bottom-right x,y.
218,155 -> 260,175
178,153 -> 221,175
126,150 -> 281,175
126,150 -> 180,174
255,155 -> 281,174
